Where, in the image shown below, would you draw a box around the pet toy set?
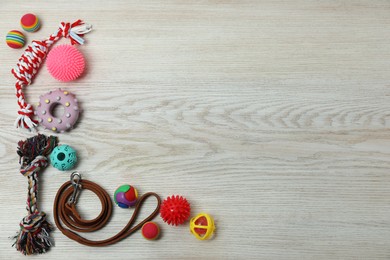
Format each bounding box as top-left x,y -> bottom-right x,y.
7,14 -> 215,256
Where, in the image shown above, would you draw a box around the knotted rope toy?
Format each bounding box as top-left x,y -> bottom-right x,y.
12,134 -> 58,255
12,20 -> 92,131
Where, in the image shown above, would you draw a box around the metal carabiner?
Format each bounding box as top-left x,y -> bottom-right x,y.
68,172 -> 82,204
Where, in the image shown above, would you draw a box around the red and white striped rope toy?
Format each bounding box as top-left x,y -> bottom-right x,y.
12,20 -> 92,131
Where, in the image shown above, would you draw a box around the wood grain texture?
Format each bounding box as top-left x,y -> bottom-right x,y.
0,0 -> 390,259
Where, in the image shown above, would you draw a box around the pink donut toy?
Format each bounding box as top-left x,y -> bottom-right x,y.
34,89 -> 80,133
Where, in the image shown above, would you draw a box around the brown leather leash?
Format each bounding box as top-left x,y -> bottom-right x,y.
53,172 -> 161,246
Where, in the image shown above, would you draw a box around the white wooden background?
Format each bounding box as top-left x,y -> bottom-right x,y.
0,1 -> 389,259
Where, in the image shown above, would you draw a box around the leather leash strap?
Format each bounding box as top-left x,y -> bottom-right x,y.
53,179 -> 161,246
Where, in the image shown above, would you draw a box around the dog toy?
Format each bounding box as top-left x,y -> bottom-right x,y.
21,13 -> 40,32
50,144 -> 77,171
35,89 -> 80,132
114,184 -> 138,208
160,195 -> 191,226
46,45 -> 85,82
6,30 -> 25,49
12,134 -> 58,255
11,19 -> 92,130
141,222 -> 160,240
190,213 -> 215,240
54,172 -> 161,246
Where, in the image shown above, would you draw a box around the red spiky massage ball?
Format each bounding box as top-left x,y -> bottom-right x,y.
160,195 -> 191,226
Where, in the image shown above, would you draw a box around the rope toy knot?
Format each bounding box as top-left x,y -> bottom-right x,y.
14,211 -> 54,255
20,155 -> 49,177
20,212 -> 46,233
60,20 -> 92,45
17,106 -> 34,117
15,104 -> 38,130
60,22 -> 72,38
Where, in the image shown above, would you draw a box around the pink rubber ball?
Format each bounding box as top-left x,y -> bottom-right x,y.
46,45 -> 85,82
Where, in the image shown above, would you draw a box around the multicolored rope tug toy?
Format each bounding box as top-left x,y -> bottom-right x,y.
12,20 -> 92,131
13,134 -> 58,255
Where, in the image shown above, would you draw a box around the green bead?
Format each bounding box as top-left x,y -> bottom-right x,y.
50,145 -> 77,171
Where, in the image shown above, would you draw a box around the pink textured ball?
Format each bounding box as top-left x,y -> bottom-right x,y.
46,45 -> 85,82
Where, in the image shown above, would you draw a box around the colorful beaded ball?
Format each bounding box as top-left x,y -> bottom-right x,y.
20,13 -> 40,32
141,222 -> 160,240
114,184 -> 138,208
190,213 -> 215,240
46,45 -> 85,82
6,30 -> 25,49
160,195 -> 191,226
50,144 -> 78,171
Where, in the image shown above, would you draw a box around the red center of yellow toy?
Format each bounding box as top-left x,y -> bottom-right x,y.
194,216 -> 208,235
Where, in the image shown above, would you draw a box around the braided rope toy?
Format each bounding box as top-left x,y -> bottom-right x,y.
13,134 -> 58,255
12,20 -> 92,131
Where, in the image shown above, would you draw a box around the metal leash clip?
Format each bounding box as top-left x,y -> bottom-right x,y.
68,171 -> 82,204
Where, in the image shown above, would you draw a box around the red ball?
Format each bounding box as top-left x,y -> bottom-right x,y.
194,216 -> 208,235
20,13 -> 40,32
141,222 -> 160,240
160,195 -> 191,226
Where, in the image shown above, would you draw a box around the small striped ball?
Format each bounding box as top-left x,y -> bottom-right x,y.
6,30 -> 25,49
21,13 -> 40,32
